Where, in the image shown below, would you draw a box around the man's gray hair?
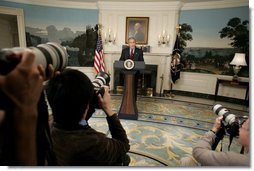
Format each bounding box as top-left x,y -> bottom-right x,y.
128,37 -> 136,42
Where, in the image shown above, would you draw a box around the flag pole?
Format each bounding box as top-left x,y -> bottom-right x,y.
94,24 -> 106,74
167,25 -> 182,99
168,81 -> 175,99
159,74 -> 164,97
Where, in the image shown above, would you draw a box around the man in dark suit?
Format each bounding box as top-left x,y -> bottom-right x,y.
119,37 -> 144,100
120,37 -> 144,61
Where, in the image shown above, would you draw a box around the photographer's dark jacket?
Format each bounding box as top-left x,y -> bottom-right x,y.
193,131 -> 249,166
51,114 -> 130,166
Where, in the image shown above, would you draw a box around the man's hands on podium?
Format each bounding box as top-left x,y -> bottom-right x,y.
98,86 -> 115,117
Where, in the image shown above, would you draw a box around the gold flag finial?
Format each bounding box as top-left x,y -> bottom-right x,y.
176,24 -> 181,35
176,24 -> 182,30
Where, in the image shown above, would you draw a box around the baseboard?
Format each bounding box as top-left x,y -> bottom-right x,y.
163,90 -> 248,106
110,89 -> 248,106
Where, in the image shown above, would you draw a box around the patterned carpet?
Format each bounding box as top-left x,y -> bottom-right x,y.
88,95 -> 246,166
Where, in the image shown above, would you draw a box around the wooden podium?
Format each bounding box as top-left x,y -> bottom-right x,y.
114,60 -> 145,120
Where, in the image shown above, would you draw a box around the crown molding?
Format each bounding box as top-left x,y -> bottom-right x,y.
97,1 -> 183,11
3,0 -> 248,11
0,5 -> 24,15
3,0 -> 98,9
182,0 -> 248,10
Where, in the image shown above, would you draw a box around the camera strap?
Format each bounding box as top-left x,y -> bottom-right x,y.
240,146 -> 244,154
228,134 -> 234,151
228,137 -> 245,154
220,139 -> 223,151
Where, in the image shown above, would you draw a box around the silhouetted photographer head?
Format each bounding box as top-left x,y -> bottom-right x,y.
46,69 -> 94,128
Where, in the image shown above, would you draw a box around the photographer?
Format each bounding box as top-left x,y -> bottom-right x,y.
46,69 -> 130,166
0,51 -> 45,165
192,116 -> 249,166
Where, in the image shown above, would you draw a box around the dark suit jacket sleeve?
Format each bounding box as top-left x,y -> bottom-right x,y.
93,114 -> 130,165
139,49 -> 144,61
119,49 -> 125,61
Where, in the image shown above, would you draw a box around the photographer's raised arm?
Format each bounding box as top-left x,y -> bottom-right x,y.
0,51 -> 45,165
192,116 -> 249,166
97,87 -> 130,164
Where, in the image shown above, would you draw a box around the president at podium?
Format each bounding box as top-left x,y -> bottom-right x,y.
114,37 -> 145,119
119,37 -> 144,100
119,37 -> 144,62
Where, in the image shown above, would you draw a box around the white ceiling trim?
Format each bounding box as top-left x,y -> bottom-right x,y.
97,1 -> 183,11
3,0 -> 249,10
3,0 -> 98,9
0,5 -> 24,15
182,0 -> 248,10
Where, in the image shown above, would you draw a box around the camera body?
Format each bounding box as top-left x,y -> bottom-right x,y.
213,104 -> 239,137
213,104 -> 247,137
212,104 -> 248,151
85,71 -> 110,121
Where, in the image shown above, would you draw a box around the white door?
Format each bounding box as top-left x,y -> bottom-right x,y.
0,13 -> 19,48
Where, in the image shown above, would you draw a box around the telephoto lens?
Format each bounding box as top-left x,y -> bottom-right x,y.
213,104 -> 236,126
92,71 -> 110,97
213,104 -> 240,137
85,71 -> 111,121
0,42 -> 69,75
32,42 -> 69,71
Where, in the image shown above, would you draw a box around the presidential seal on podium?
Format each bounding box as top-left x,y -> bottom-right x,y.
124,59 -> 135,70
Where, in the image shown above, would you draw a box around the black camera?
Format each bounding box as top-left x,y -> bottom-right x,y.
0,42 -> 68,75
85,71 -> 110,121
213,104 -> 247,137
212,104 -> 248,151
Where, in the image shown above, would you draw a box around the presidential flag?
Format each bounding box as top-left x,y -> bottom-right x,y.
171,34 -> 182,83
94,33 -> 105,73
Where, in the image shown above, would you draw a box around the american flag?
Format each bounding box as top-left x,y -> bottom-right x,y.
94,33 -> 105,73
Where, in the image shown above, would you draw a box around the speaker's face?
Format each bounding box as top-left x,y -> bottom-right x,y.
128,38 -> 136,49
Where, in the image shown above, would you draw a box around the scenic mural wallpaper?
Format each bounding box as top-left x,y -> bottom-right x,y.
0,1 -> 98,67
179,7 -> 249,77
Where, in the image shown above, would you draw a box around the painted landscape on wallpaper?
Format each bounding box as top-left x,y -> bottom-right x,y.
179,7 -> 249,77
26,24 -> 98,67
0,1 -> 98,67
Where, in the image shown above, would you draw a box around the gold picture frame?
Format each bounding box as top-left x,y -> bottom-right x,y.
125,17 -> 149,45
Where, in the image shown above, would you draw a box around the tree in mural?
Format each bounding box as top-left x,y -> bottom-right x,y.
61,25 -> 97,66
219,17 -> 249,77
219,17 -> 249,55
179,23 -> 193,52
178,23 -> 193,70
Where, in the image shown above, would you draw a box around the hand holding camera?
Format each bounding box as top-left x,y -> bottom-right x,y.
0,51 -> 46,166
0,42 -> 68,112
212,104 -> 248,151
211,116 -> 223,134
46,64 -> 61,80
98,86 -> 114,117
0,51 -> 45,113
85,71 -> 111,120
0,42 -> 68,165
